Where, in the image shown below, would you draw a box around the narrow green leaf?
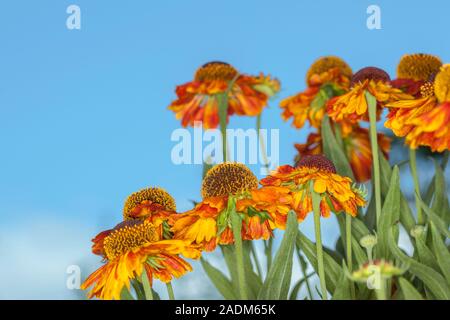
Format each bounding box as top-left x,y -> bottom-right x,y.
289,272 -> 314,300
258,211 -> 298,300
430,223 -> 450,284
398,277 -> 423,300
321,115 -> 354,179
419,198 -> 450,238
296,231 -> 342,293
331,273 -> 353,300
200,258 -> 237,299
120,286 -> 135,300
430,161 -> 450,224
377,166 -> 401,259
415,235 -> 440,272
388,227 -> 450,300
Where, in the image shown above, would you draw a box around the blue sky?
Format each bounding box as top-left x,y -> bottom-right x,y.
0,0 -> 449,299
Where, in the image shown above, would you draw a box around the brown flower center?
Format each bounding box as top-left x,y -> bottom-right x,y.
123,187 -> 176,220
202,163 -> 258,198
397,53 -> 442,82
420,82 -> 435,98
194,61 -> 238,82
296,154 -> 337,173
103,220 -> 159,260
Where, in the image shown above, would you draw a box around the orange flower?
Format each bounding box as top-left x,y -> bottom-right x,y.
261,155 -> 366,219
387,64 -> 450,151
327,67 -> 413,123
295,126 -> 391,183
280,56 -> 352,129
406,102 -> 450,152
81,219 -> 200,300
168,61 -> 280,129
171,163 -> 290,251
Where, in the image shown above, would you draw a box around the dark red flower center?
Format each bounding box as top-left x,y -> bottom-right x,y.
296,154 -> 337,173
351,66 -> 390,86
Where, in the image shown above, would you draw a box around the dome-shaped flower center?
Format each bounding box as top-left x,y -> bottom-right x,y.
397,53 -> 442,82
351,67 -> 390,87
194,61 -> 238,82
103,220 -> 159,260
123,187 -> 176,220
434,64 -> 450,103
296,154 -> 337,173
306,56 -> 353,83
201,163 -> 258,198
420,82 -> 435,98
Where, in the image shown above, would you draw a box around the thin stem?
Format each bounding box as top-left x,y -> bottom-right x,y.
218,93 -> 228,162
141,270 -> 154,300
257,114 -> 270,175
231,210 -> 248,300
409,148 -> 423,224
366,91 -> 382,228
346,214 -> 355,299
375,279 -> 387,300
166,282 -> 175,300
311,184 -> 328,300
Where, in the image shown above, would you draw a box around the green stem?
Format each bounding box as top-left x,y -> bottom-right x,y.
231,210 -> 248,300
366,91 -> 382,228
120,286 -> 134,300
257,114 -> 270,175
346,214 -> 355,299
311,184 -> 328,300
141,270 -> 154,300
375,279 -> 387,300
218,93 -> 228,162
409,148 -> 423,224
166,282 -> 175,300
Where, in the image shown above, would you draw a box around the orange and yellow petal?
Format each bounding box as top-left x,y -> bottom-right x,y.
406,102 -> 450,152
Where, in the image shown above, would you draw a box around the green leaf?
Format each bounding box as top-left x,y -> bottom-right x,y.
258,211 -> 298,300
430,223 -> 450,285
321,115 -> 354,179
415,235 -> 440,272
377,166 -> 401,259
388,227 -> 450,300
331,272 -> 353,300
399,193 -> 416,236
419,198 -> 450,238
200,258 -> 237,299
430,161 -> 450,224
289,272 -> 314,300
398,277 -> 423,300
120,287 -> 135,300
296,231 -> 342,293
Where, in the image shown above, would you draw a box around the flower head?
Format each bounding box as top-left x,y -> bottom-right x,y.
280,56 -> 352,129
172,163 -> 289,251
387,65 -> 450,151
201,162 -> 258,198
123,187 -> 176,220
168,61 -> 280,129
397,53 -> 442,82
294,126 -> 390,182
261,155 -> 366,220
81,219 -> 200,300
327,67 -> 413,123
349,259 -> 406,282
